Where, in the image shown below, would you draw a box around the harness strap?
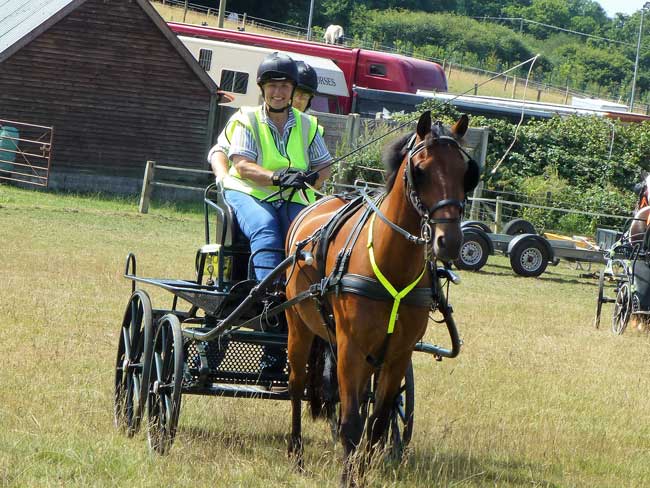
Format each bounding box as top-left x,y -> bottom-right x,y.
338,274 -> 433,306
367,213 -> 426,334
361,190 -> 426,245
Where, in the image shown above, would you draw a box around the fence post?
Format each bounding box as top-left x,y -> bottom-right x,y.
139,160 -> 156,214
494,196 -> 503,233
470,181 -> 483,220
474,83 -> 478,95
338,114 -> 360,185
536,89 -> 542,102
217,0 -> 226,28
511,77 -> 517,98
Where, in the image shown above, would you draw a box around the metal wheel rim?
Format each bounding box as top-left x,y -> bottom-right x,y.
114,291 -> 151,436
147,316 -> 183,454
460,241 -> 483,266
519,247 -> 543,272
612,282 -> 631,335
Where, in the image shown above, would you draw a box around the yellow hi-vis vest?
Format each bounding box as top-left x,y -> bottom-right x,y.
223,106 -> 318,205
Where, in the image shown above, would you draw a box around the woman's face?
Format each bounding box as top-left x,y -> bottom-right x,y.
292,88 -> 314,112
262,80 -> 294,111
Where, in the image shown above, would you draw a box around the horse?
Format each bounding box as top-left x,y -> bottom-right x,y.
324,24 -> 345,44
284,111 -> 479,485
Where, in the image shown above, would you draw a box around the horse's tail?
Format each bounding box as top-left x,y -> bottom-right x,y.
307,336 -> 338,420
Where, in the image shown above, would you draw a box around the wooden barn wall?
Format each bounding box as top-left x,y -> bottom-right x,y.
0,0 -> 214,192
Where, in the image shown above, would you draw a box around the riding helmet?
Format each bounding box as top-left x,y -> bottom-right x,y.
296,61 -> 319,94
256,52 -> 298,86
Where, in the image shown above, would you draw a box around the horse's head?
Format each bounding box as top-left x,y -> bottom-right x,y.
401,111 -> 480,261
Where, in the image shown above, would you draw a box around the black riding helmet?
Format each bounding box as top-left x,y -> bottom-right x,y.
257,52 -> 298,86
296,61 -> 318,93
257,52 -> 298,113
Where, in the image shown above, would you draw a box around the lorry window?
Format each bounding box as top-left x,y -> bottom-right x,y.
369,63 -> 386,77
198,49 -> 212,71
220,70 -> 249,95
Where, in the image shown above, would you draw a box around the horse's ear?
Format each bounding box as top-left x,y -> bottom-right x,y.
416,111 -> 432,139
451,114 -> 469,139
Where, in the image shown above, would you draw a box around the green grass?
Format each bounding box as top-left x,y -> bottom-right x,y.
3,184 -> 650,487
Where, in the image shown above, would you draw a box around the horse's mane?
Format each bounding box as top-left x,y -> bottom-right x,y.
383,123 -> 445,191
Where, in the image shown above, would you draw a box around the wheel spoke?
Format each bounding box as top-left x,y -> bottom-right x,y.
122,327 -> 132,360
154,352 -> 164,383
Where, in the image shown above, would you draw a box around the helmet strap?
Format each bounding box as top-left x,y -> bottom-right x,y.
267,104 -> 291,113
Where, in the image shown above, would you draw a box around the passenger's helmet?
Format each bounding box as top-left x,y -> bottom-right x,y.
296,61 -> 318,94
256,52 -> 298,86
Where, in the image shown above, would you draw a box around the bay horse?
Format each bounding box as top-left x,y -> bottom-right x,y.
284,111 -> 479,485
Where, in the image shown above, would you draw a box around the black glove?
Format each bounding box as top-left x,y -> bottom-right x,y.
272,168 -> 318,189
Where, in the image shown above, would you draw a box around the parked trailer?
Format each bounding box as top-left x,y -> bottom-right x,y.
456,221 -> 605,277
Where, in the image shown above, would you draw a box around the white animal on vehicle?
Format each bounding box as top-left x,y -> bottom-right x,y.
324,24 -> 344,44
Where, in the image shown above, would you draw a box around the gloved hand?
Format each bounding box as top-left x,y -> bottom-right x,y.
272,168 -> 318,189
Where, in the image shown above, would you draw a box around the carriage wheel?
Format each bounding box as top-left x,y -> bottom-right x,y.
612,280 -> 632,335
147,314 -> 184,454
114,290 -> 154,436
360,361 -> 415,460
386,362 -> 414,459
594,270 -> 605,329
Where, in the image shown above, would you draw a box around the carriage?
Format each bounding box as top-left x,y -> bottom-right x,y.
594,218 -> 650,335
113,181 -> 464,455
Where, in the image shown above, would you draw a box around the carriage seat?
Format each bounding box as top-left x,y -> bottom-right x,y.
203,183 -> 251,282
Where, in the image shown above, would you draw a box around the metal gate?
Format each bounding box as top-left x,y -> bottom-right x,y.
0,119 -> 53,187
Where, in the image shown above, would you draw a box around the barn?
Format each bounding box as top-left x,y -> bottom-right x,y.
0,0 -> 220,193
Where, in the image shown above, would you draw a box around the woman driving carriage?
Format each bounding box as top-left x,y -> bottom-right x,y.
208,60 -> 323,182
210,53 -> 332,281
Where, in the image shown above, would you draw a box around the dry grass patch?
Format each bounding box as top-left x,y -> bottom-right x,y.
3,185 -> 650,487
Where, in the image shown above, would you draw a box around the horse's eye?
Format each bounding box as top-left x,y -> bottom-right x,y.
413,164 -> 426,182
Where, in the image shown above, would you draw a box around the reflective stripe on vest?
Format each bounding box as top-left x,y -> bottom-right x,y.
223,106 -> 318,204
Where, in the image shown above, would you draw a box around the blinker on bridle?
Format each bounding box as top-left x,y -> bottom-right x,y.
403,126 -> 476,235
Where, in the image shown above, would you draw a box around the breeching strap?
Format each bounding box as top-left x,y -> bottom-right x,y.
367,213 -> 426,334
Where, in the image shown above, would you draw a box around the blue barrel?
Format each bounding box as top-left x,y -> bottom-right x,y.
0,126 -> 19,173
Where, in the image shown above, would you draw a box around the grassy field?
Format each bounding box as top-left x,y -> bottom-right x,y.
3,185 -> 650,487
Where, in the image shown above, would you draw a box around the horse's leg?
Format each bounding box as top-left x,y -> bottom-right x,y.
337,340 -> 371,487
286,306 -> 314,470
366,354 -> 411,457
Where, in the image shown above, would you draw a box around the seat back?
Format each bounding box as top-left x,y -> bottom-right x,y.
203,183 -> 251,282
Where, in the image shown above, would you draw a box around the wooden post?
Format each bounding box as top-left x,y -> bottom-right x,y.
494,196 -> 503,233
442,59 -> 446,72
474,83 -> 478,95
511,76 -> 517,98
183,0 -> 188,22
503,76 -> 508,91
338,114 -> 361,185
564,84 -> 570,104
241,13 -> 247,30
139,160 -> 156,214
217,0 -> 226,28
536,89 -> 542,102
470,181 -> 483,220
447,62 -> 452,82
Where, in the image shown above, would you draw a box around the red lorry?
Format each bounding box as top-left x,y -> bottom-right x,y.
168,22 -> 447,114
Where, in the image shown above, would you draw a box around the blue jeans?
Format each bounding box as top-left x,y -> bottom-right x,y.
224,190 -> 305,281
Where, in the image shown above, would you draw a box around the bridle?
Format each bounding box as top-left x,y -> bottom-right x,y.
404,128 -> 476,223
360,125 -> 478,247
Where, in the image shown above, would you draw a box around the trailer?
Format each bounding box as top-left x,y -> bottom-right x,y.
456,220 -> 605,277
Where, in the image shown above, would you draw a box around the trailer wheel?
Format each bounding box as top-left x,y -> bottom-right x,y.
503,218 -> 536,236
455,229 -> 490,271
461,220 -> 492,233
509,237 -> 548,277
